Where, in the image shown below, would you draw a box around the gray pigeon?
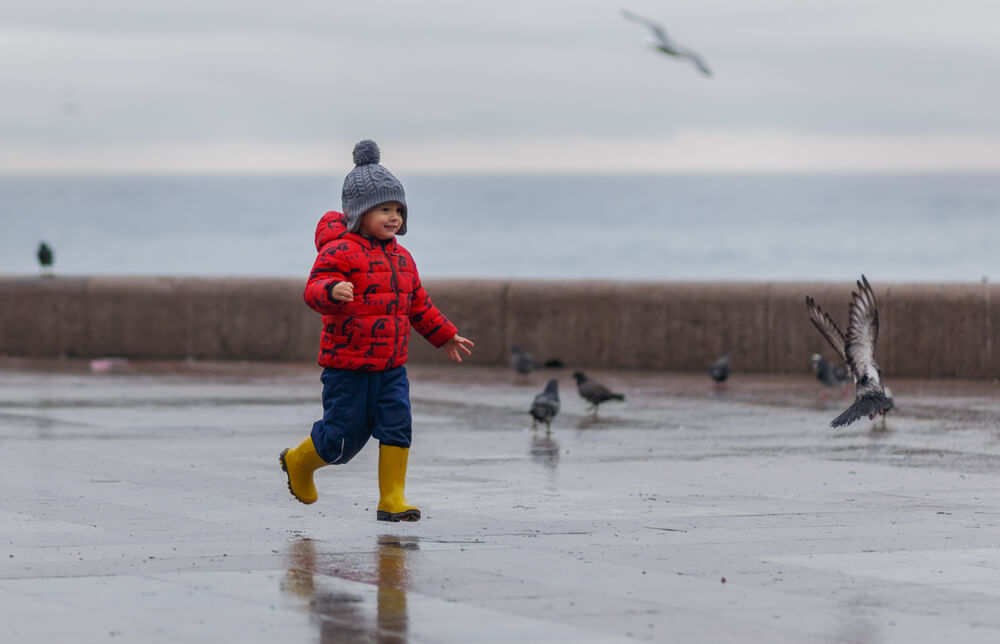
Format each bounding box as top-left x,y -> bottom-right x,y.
529,379 -> 560,431
573,371 -> 625,415
810,353 -> 849,396
510,345 -> 539,376
805,276 -> 894,428
709,353 -> 731,387
622,9 -> 712,76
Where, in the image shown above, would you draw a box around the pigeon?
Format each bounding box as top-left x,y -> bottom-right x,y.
622,9 -> 712,76
529,379 -> 560,431
805,275 -> 894,428
709,353 -> 731,387
510,345 -> 539,376
809,353 -> 849,397
37,241 -> 54,273
572,371 -> 625,415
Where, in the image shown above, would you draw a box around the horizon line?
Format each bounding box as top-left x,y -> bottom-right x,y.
6,131 -> 1000,174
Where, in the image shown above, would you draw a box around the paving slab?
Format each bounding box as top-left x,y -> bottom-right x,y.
1,358 -> 1000,643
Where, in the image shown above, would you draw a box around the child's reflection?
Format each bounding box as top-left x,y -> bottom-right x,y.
282,535 -> 418,644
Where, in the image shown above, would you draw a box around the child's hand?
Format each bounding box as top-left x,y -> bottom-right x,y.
443,334 -> 475,363
331,281 -> 354,302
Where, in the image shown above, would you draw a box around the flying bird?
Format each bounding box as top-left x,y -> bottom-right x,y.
709,353 -> 731,387
510,345 -> 539,376
529,379 -> 560,431
810,353 -> 849,397
573,371 -> 625,415
805,276 -> 894,428
37,241 -> 54,273
622,9 -> 712,76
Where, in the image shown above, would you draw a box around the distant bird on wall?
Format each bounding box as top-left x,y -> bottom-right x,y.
622,9 -> 712,76
510,345 -> 539,376
805,276 -> 894,428
709,353 -> 731,388
573,371 -> 625,416
37,241 -> 54,275
529,379 -> 560,431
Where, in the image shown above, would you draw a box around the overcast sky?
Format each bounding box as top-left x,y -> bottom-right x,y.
3,0 -> 1000,173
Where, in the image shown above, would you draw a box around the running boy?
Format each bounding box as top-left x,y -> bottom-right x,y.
280,140 -> 474,521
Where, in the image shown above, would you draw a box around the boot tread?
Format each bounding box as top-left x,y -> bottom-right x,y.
279,449 -> 315,505
376,509 -> 421,522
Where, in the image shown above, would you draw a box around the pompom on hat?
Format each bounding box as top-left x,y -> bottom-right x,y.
341,140 -> 407,235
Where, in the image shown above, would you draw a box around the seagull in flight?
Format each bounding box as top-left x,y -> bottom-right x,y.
805,275 -> 894,428
622,9 -> 711,76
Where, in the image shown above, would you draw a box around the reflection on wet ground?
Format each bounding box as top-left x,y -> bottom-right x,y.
529,433 -> 559,470
283,536 -> 417,644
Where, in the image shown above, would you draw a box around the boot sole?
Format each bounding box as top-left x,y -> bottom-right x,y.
377,509 -> 421,522
279,449 -> 315,505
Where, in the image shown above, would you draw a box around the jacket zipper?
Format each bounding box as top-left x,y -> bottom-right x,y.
381,242 -> 401,366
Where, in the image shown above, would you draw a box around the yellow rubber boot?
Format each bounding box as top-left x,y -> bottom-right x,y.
279,436 -> 328,504
377,444 -> 421,522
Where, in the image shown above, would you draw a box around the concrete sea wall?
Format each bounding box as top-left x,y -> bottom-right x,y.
1,276 -> 996,379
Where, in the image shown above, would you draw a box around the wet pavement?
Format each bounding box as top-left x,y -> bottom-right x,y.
2,358 -> 1000,643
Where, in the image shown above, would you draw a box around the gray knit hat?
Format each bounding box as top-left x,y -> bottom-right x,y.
341,140 -> 407,235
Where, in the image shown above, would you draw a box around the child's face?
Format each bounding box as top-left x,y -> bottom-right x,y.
360,202 -> 404,240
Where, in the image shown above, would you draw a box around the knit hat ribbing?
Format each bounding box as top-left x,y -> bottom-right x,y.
341,140 -> 407,235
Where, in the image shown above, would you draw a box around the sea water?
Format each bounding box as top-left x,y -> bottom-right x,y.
1,174 -> 997,282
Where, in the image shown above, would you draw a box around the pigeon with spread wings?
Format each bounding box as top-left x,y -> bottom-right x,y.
622,9 -> 712,76
805,294 -> 849,372
805,276 -> 894,428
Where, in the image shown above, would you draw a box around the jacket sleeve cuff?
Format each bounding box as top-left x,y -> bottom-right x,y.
425,321 -> 458,348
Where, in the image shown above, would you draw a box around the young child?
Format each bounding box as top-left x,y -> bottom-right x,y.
280,140 -> 474,522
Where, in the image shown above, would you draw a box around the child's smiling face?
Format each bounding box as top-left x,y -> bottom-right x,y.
360,202 -> 404,240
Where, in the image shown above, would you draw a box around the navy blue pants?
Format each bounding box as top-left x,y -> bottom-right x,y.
310,366 -> 412,464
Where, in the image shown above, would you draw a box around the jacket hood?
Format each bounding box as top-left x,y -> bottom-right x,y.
314,210 -> 399,252
314,211 -> 348,251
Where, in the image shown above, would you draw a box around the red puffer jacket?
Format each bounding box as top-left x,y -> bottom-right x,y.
303,211 -> 457,370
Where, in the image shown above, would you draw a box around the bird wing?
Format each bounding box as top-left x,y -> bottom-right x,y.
677,47 -> 711,75
844,275 -> 883,394
805,295 -> 848,364
583,380 -> 619,402
622,9 -> 671,47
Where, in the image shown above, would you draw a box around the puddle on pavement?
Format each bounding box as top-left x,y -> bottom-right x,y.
282,535 -> 417,643
530,432 -> 559,469
574,415 -> 634,430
